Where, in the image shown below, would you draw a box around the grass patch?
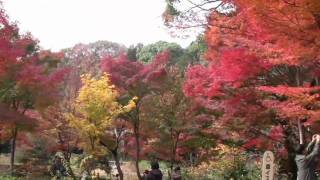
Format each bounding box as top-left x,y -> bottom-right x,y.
0,175 -> 22,180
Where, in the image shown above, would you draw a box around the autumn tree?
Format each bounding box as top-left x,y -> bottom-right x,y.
140,67 -> 216,177
59,41 -> 126,111
62,41 -> 126,76
101,52 -> 169,180
36,105 -> 82,179
0,103 -> 36,155
182,0 -> 320,177
67,74 -> 135,180
0,4 -> 67,172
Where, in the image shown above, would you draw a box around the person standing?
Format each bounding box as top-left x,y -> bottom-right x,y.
145,161 -> 163,180
295,134 -> 320,180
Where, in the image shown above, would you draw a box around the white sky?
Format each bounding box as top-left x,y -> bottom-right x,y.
3,0 -> 196,51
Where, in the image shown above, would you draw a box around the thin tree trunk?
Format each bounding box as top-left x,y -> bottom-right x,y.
169,131 -> 180,179
100,138 -> 124,180
65,154 -> 76,180
134,124 -> 142,180
169,128 -> 174,179
283,126 -> 298,179
66,160 -> 76,180
10,127 -> 18,174
296,67 -> 300,87
112,150 -> 124,180
88,134 -> 95,151
298,119 -> 304,144
59,132 -> 77,180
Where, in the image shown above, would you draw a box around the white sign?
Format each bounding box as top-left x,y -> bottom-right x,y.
261,151 -> 275,180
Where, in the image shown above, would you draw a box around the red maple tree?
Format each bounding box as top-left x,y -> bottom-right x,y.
101,51 -> 169,180
183,0 -> 320,177
0,4 -> 68,171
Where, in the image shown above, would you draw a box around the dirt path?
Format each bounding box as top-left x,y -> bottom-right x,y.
122,162 -> 139,180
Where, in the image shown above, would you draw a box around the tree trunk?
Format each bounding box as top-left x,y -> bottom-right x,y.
169,129 -> 174,179
10,127 -> 18,174
112,150 -> 124,180
89,135 -> 95,151
169,132 -> 180,179
134,124 -> 142,180
298,119 -> 304,144
283,126 -> 298,179
64,153 -> 76,180
295,67 -> 300,87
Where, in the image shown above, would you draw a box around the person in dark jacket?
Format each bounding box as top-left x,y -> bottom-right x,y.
145,161 -> 163,180
295,134 -> 320,180
142,170 -> 150,179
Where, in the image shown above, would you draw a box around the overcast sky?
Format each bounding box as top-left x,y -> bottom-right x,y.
3,0 -> 196,51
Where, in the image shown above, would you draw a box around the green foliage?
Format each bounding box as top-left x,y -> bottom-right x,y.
183,158 -> 260,180
172,35 -> 208,70
185,35 -> 207,64
127,43 -> 143,61
132,39 -> 207,70
182,166 -> 260,180
215,159 -> 260,180
137,41 -> 183,64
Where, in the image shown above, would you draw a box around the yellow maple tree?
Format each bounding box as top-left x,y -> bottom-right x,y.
66,73 -> 136,152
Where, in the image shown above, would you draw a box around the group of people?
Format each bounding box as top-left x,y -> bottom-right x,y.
50,153 -> 182,180
142,161 -> 182,180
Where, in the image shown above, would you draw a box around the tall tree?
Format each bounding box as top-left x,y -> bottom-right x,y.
60,41 -> 126,109
67,74 -> 135,180
127,43 -> 143,61
39,105 -> 81,179
101,52 -> 169,180
183,0 -> 320,177
0,4 -> 67,172
140,67 -> 216,177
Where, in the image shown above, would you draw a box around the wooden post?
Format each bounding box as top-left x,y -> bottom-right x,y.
262,151 -> 275,180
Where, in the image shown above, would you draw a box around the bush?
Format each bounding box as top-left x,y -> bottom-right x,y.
16,136 -> 51,164
183,161 -> 260,180
182,145 -> 261,179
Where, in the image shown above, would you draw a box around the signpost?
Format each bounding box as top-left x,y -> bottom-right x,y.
262,151 -> 275,180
